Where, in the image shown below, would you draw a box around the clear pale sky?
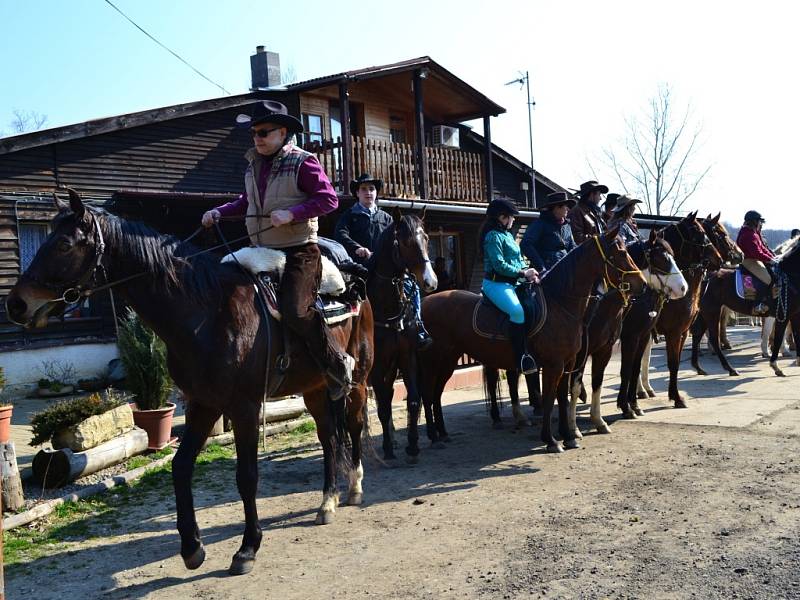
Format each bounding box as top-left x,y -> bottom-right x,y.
2,0 -> 798,227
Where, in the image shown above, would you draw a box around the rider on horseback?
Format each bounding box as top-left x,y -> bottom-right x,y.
335,173 -> 433,349
201,100 -> 354,400
480,198 -> 539,375
736,210 -> 776,315
521,191 -> 577,273
607,195 -> 643,246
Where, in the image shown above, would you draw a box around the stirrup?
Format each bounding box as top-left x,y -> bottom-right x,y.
520,353 -> 537,375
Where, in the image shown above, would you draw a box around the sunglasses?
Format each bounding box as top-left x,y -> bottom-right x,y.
251,126 -> 282,138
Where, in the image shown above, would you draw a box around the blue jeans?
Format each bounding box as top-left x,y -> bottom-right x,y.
481,279 -> 525,324
403,278 -> 422,321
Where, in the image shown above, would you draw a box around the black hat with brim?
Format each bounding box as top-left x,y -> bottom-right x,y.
604,192 -> 621,208
576,180 -> 609,197
235,100 -> 304,134
540,191 -> 577,210
487,198 -> 520,218
613,195 -> 642,213
350,173 -> 384,196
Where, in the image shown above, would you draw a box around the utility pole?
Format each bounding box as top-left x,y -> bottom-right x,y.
505,71 -> 537,207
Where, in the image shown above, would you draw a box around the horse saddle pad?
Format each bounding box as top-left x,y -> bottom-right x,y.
473,285 -> 547,341
252,272 -> 360,326
735,266 -> 771,301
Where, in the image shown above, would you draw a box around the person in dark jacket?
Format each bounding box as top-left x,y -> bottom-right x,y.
521,191 -> 578,272
336,173 -> 432,349
607,195 -> 642,246
567,180 -> 608,244
335,174 -> 393,265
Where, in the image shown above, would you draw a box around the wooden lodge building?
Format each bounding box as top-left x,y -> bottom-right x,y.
0,50 -> 569,376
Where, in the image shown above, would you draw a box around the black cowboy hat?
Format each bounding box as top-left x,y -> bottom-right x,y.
540,191 -> 577,210
612,195 -> 642,213
349,173 -> 384,196
486,198 -> 520,218
744,210 -> 765,223
574,180 -> 609,197
604,192 -> 621,208
235,100 -> 304,133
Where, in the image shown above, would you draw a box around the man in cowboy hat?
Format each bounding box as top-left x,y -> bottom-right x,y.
607,195 -> 643,246
736,209 -> 775,314
201,100 -> 354,400
602,192 -> 621,223
521,191 -> 578,272
335,173 -> 432,349
567,180 -> 609,244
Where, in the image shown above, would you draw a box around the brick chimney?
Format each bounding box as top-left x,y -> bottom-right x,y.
250,46 -> 281,89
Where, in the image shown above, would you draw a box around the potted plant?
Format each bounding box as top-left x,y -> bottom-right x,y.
0,366 -> 12,444
117,309 -> 175,449
36,360 -> 76,397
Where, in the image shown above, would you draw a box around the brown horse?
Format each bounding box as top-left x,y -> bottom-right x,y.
636,212 -> 722,406
367,211 -> 438,462
5,189 -> 374,576
420,227 -> 646,453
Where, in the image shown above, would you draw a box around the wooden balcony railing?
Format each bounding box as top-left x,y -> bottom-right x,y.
304,136 -> 486,203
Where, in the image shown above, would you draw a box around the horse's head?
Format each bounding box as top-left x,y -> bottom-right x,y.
666,211 -> 722,272
595,226 -> 647,298
702,212 -> 743,265
392,209 -> 438,293
640,229 -> 688,299
6,188 -> 103,328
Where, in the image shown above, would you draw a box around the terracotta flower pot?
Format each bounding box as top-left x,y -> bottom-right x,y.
131,402 -> 176,450
0,404 -> 12,444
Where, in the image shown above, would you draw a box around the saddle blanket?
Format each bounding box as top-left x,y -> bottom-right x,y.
473,286 -> 547,341
222,246 -> 346,296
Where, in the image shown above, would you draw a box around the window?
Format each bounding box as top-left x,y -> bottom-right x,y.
18,222 -> 49,272
428,230 -> 462,291
390,114 -> 408,144
301,113 -> 324,146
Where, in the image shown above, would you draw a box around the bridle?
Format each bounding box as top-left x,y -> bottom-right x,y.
593,235 -> 641,307
668,221 -> 717,273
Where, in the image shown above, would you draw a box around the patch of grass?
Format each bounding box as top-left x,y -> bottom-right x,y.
288,419 -> 316,436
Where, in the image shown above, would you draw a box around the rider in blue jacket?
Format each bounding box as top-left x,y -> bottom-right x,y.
480,198 -> 540,374
521,192 -> 578,272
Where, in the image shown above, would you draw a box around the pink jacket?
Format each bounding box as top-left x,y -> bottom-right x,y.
736,225 -> 774,262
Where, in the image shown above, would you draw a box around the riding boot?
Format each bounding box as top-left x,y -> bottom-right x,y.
510,322 -> 537,375
416,320 -> 434,351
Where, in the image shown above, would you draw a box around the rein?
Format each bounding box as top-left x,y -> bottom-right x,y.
592,236 -> 640,307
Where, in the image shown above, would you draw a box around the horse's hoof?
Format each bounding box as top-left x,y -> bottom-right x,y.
430,440 -> 446,450
721,343 -> 732,350
563,438 -> 580,450
572,429 -> 583,440
673,399 -> 688,409
347,492 -> 363,506
229,553 -> 255,576
406,453 -> 419,465
315,510 -> 335,525
622,411 -> 636,420
696,368 -> 708,376
596,424 -> 612,434
383,450 -> 396,461
441,435 -> 452,443
632,406 -> 644,417
728,369 -> 739,376
515,419 -> 531,429
492,421 -> 504,430
761,352 -> 769,359
636,391 -> 648,400
183,544 -> 206,570
546,443 -> 564,454
647,390 -> 656,398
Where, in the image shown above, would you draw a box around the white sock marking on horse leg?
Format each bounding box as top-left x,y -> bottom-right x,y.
590,387 -> 608,431
349,462 -> 364,496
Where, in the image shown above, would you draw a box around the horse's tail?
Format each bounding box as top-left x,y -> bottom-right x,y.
482,366 -> 502,414
330,394 -> 352,474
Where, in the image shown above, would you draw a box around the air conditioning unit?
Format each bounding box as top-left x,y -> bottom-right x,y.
431,125 -> 459,148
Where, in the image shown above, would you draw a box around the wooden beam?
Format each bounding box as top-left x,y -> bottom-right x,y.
483,116 -> 494,201
413,69 -> 429,200
338,82 -> 353,192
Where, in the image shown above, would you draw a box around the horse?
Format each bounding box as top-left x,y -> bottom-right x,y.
5,189 -> 374,576
367,211 -> 438,462
635,212 -> 722,407
420,226 -> 646,454
690,235 -> 800,377
567,229 -> 687,431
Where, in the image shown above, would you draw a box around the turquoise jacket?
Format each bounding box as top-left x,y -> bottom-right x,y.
483,229 -> 527,279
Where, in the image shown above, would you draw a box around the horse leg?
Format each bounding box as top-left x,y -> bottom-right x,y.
507,369 -> 530,428
628,334 -> 652,417
539,366 -> 563,453
762,316 -> 774,358
637,335 -> 656,398
403,354 -> 423,462
524,371 -> 543,415
666,330 -> 689,408
345,383 -> 367,505
484,367 -> 503,429
690,312 -> 709,376
305,390 -> 341,525
769,317 -> 792,376
431,355 -> 459,443
558,371 -> 579,449
372,369 -> 397,460
172,401 -> 222,571
719,307 -> 732,350
228,403 -> 265,576
708,307 -> 739,376
567,369 -> 581,440
590,345 -> 613,431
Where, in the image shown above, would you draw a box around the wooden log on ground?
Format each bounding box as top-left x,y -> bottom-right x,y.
0,442 -> 24,512
33,427 -> 148,488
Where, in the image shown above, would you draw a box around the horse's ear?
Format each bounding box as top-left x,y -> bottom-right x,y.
419,205 -> 427,222
649,228 -> 658,242
67,187 -> 85,219
392,206 -> 402,224
689,210 -> 698,221
52,190 -> 69,212
713,212 -> 721,224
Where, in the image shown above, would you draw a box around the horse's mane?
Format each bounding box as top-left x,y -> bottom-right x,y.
541,240 -> 588,299
775,236 -> 799,259
79,208 -> 227,301
776,236 -> 800,273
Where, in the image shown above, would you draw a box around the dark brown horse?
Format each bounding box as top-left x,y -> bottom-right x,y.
367,211 -> 438,461
5,189 -> 374,576
420,227 -> 646,453
567,230 -> 687,429
690,235 -> 800,377
636,212 -> 722,406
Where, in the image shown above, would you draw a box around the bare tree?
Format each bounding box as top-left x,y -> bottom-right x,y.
281,64 -> 298,85
5,109 -> 49,136
598,84 -> 711,216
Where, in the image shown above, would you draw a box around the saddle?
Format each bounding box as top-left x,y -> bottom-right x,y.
222,247 -> 365,325
473,283 -> 547,341
734,264 -> 775,301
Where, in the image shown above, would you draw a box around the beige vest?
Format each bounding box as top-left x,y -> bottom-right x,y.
244,144 -> 319,248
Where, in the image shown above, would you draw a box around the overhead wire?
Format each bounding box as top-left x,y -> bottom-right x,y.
102,0 -> 231,96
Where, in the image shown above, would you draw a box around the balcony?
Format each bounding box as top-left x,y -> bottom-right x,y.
305,135 -> 486,203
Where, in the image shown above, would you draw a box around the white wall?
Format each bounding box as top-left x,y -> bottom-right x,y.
0,343 -> 119,389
